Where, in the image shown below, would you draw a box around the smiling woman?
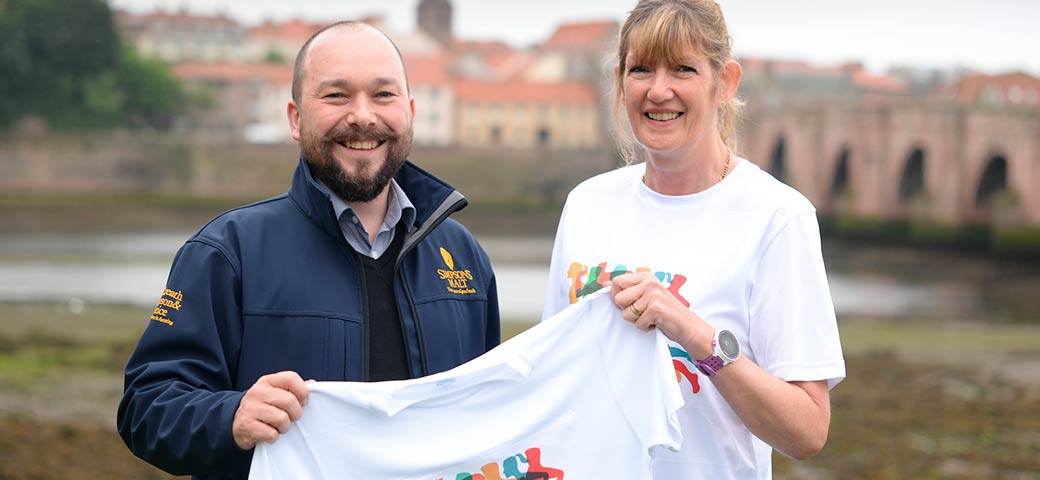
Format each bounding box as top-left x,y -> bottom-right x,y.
613,0 -> 742,185
541,1 -> 846,478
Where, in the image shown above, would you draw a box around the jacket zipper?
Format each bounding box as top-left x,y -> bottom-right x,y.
397,271 -> 423,377
356,249 -> 371,382
396,192 -> 468,377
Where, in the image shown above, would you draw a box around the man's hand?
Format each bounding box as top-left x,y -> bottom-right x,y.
232,371 -> 311,450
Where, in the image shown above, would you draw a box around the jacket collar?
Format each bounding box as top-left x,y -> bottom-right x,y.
288,156 -> 465,240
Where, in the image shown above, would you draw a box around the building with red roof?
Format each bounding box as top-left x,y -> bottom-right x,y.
542,20 -> 618,53
525,20 -> 618,84
172,63 -> 293,142
950,72 -> 1040,107
405,55 -> 455,146
246,19 -> 328,64
115,8 -> 245,63
116,3 -> 616,149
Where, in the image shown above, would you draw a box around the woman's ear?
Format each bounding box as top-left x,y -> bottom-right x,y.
722,60 -> 743,99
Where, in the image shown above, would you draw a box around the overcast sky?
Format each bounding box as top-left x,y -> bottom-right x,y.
109,0 -> 1039,75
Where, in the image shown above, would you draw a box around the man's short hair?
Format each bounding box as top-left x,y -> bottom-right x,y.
291,21 -> 410,105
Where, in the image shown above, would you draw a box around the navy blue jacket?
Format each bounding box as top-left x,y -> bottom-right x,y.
118,158 -> 500,478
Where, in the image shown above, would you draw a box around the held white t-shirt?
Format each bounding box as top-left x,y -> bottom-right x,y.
542,159 -> 846,480
250,291 -> 684,480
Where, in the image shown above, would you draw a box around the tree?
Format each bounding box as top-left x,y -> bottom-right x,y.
13,0 -> 121,126
264,48 -> 288,64
1,0 -> 183,130
115,47 -> 183,128
0,4 -> 29,126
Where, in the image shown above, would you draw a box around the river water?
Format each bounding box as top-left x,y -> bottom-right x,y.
0,232 -> 1037,324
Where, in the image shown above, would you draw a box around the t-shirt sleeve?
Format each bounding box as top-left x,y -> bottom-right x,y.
748,211 -> 846,389
595,294 -> 685,455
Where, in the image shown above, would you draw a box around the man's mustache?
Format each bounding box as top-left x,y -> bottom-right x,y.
322,125 -> 397,144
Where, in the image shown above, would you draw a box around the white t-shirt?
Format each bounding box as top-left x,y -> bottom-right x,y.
250,291 -> 684,480
542,159 -> 846,480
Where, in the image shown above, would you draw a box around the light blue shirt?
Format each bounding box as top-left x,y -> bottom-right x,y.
318,179 -> 416,259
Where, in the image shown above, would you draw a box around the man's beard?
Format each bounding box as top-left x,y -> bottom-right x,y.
302,124 -> 412,203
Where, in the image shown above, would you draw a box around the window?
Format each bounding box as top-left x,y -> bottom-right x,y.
537,127 -> 551,146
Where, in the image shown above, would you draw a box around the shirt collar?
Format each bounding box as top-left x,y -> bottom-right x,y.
318,178 -> 417,233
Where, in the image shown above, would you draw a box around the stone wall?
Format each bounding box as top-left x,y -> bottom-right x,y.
0,131 -> 616,206
8,97 -> 1037,228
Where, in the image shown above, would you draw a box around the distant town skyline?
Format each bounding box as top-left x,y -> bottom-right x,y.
108,0 -> 1040,75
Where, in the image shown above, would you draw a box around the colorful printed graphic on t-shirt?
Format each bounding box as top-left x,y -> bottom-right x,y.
670,347 -> 701,395
436,447 -> 563,480
566,262 -> 690,307
567,261 -> 700,396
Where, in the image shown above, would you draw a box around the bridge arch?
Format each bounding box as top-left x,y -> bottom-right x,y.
742,100 -> 1039,227
830,146 -> 852,200
974,153 -> 1009,210
824,144 -> 855,214
768,135 -> 787,183
897,147 -> 927,206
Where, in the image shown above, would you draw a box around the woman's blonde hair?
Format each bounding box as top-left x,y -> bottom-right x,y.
613,0 -> 743,164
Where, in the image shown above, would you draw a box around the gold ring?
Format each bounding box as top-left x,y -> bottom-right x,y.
630,303 -> 643,317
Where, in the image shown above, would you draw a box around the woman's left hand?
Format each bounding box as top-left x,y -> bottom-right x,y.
609,272 -> 711,357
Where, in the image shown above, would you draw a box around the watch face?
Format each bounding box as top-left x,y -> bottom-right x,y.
718,330 -> 740,359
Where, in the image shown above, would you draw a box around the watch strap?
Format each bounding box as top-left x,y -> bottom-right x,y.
695,355 -> 724,377
695,339 -> 723,377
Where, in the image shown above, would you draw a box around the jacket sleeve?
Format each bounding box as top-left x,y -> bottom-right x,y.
485,273 -> 501,350
117,239 -> 250,475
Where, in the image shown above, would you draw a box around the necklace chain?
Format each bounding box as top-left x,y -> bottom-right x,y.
641,149 -> 734,188
719,149 -> 733,182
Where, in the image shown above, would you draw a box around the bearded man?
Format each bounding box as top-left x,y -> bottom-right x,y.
117,22 -> 500,479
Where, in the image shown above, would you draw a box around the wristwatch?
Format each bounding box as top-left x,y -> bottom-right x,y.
695,329 -> 740,376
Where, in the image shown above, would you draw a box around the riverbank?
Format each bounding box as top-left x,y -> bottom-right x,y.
0,301 -> 1038,479
5,193 -> 1040,260
822,216 -> 1040,261
0,192 -> 563,237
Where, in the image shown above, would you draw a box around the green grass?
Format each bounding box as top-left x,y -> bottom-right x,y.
839,320 -> 1040,354
778,349 -> 1040,479
0,302 -> 150,343
2,303 -> 1039,479
0,343 -> 123,385
0,302 -> 144,385
821,214 -> 1040,257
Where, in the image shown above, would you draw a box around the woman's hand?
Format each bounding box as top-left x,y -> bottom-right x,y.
609,272 -> 713,359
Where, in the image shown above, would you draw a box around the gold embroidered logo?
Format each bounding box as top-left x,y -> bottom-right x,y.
436,247 -> 476,295
440,247 -> 455,270
150,288 -> 183,326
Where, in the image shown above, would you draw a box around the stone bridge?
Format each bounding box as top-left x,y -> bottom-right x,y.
739,99 -> 1040,227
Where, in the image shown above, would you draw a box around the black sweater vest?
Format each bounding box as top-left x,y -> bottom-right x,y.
358,224 -> 409,381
